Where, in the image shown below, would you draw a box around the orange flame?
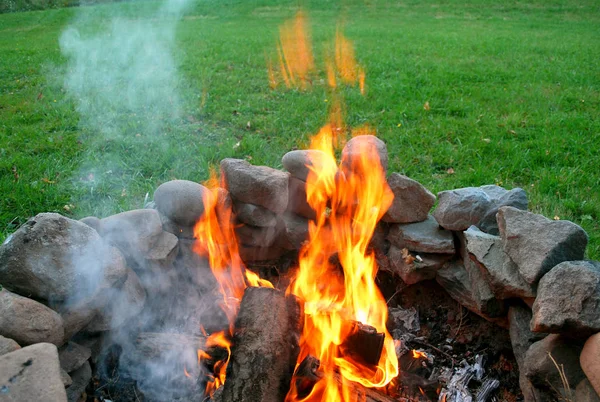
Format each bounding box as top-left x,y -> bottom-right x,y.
412,350 -> 428,360
276,11 -> 314,89
193,169 -> 273,395
326,28 -> 366,94
286,125 -> 398,401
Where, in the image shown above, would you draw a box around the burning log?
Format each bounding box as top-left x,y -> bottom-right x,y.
339,320 -> 385,366
220,287 -> 303,402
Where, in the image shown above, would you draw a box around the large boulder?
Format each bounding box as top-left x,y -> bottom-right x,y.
282,149 -> 331,182
382,174 -> 436,223
433,187 -> 493,231
0,213 -> 128,302
99,209 -> 163,256
0,288 -> 64,346
497,206 -> 588,284
532,260 -> 600,335
221,158 -> 289,214
153,180 -> 208,226
388,215 -> 455,254
287,176 -> 316,220
0,336 -> 20,357
0,343 -> 68,402
341,135 -> 388,172
234,201 -> 278,228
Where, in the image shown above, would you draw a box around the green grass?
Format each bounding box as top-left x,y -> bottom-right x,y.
1,0 -> 599,259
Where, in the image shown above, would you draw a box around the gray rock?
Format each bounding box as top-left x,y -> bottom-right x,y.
433,187 -> 493,231
498,206 -> 588,284
0,336 -> 20,356
153,180 -> 208,226
79,216 -> 101,232
279,213 -> 309,250
0,213 -> 128,302
239,244 -> 287,262
100,209 -> 163,256
532,260 -> 600,334
388,246 -> 451,285
341,135 -> 388,172
145,231 -> 179,266
56,302 -> 98,343
0,343 -> 68,402
58,342 -> 91,373
221,158 -> 289,214
464,226 -> 534,299
388,215 -> 455,254
234,201 -> 278,227
160,212 -> 195,239
382,174 -> 435,223
523,334 -> 586,398
581,333 -> 600,399
0,288 -> 64,346
235,224 -> 280,248
508,305 -> 546,370
66,361 -> 91,402
478,185 -> 528,235
575,378 -> 600,402
287,176 -> 316,220
282,149 -> 331,181
85,268 -> 146,332
60,369 -> 72,387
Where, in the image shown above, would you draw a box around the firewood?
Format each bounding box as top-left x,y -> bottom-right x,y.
220,287 -> 303,402
339,320 -> 385,366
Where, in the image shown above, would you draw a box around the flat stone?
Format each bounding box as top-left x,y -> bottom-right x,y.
145,231 -> 179,266
85,268 -> 146,332
388,215 -> 455,254
65,361 -> 91,402
341,135 -> 388,172
388,246 -> 451,285
282,149 -> 331,181
0,343 -> 68,402
235,224 -> 280,248
465,226 -> 534,299
478,185 -> 528,235
0,213 -> 128,302
221,158 -> 289,214
498,206 -> 588,284
532,260 -> 600,335
58,342 -> 91,373
60,369 -> 72,387
0,288 -> 64,346
524,334 -> 586,398
79,216 -> 101,232
508,305 -> 546,370
100,209 -> 163,255
0,336 -> 20,357
287,176 -> 316,220
234,201 -> 278,227
433,187 -> 493,231
279,213 -> 309,250
382,174 -> 435,223
581,333 -> 600,398
153,180 -> 208,226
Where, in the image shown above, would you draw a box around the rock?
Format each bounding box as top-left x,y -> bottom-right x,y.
238,244 -> 287,262
56,302 -> 98,343
235,224 -> 280,248
153,180 -> 208,226
279,213 -> 309,250
478,185 -> 528,235
0,288 -> 64,346
341,135 -> 388,172
369,222 -> 389,252
221,158 -> 289,214
0,343 -> 68,402
523,334 -> 586,398
287,176 -> 316,220
382,174 -> 435,223
575,378 -> 600,402
531,260 -> 600,334
100,209 -> 163,256
60,369 -> 72,387
508,305 -> 546,370
234,201 -> 278,227
388,215 -> 455,254
497,206 -> 588,284
0,336 -> 20,356
0,213 -> 128,302
581,333 -> 600,398
58,342 -> 91,373
282,149 -> 331,181
388,246 -> 451,285
65,361 -> 91,402
145,231 -> 179,267
85,268 -> 146,332
464,226 -> 534,299
79,216 -> 101,232
432,187 -> 493,231
159,212 -> 195,239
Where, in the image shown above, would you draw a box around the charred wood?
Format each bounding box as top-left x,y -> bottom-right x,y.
339,320 -> 385,367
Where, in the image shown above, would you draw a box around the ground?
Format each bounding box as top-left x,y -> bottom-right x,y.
0,0 -> 599,258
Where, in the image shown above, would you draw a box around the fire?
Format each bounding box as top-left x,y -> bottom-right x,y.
412,350 -> 428,360
276,11 -> 314,89
328,29 -> 366,94
286,124 -> 398,401
193,169 -> 273,396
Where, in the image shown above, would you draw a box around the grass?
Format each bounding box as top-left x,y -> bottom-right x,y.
0,0 -> 599,259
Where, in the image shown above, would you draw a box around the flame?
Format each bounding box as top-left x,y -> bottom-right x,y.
326,29 -> 366,94
276,11 -> 314,89
193,169 -> 273,396
286,124 -> 398,401
412,350 -> 428,360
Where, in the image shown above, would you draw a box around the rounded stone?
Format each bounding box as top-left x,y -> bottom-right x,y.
154,180 -> 208,226
581,333 -> 600,398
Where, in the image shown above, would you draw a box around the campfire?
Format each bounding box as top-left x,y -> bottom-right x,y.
1,10 -> 599,402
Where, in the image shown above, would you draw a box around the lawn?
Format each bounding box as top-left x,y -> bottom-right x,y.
0,0 -> 599,258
